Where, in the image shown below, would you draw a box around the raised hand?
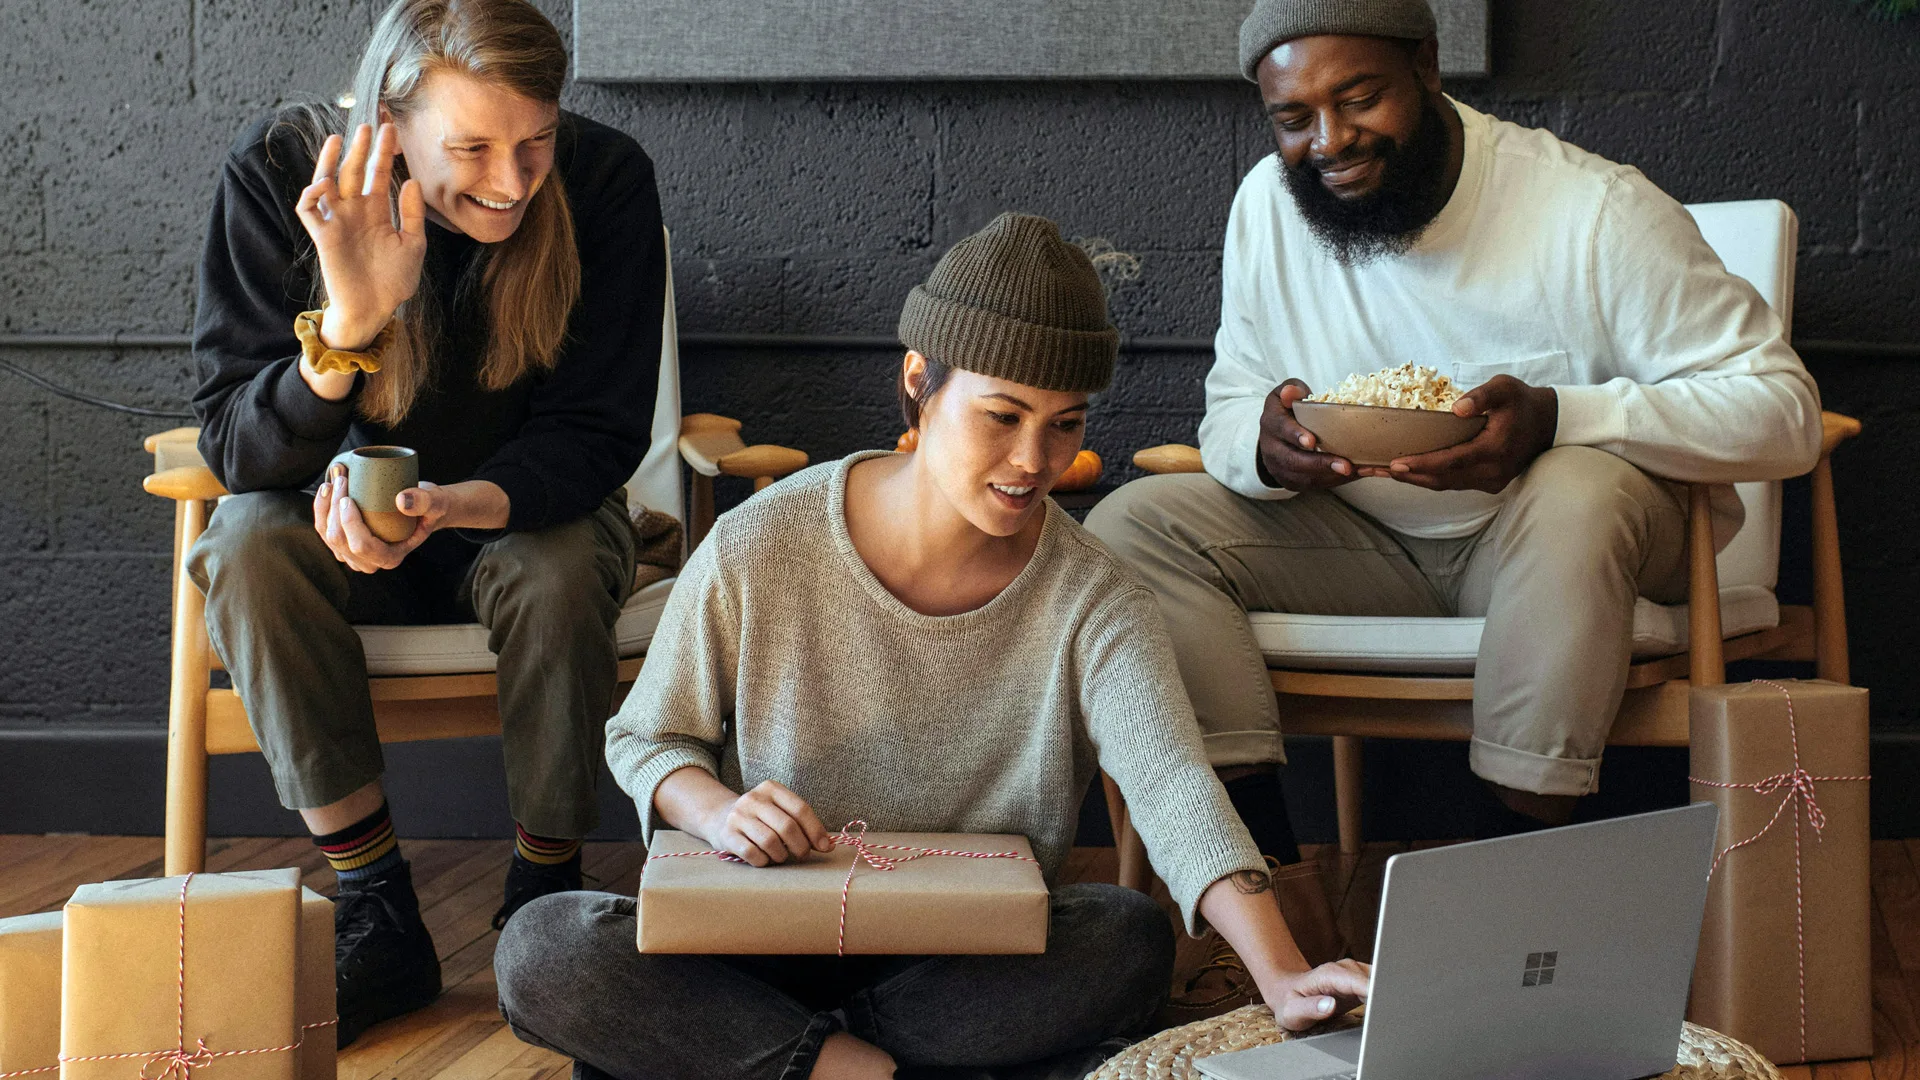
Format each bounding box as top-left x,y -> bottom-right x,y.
1256,379 -> 1358,491
293,123 -> 428,352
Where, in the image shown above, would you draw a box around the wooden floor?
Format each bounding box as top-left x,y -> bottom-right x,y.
4,834 -> 1914,1079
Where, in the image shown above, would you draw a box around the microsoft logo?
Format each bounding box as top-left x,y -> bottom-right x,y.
1522,952 -> 1558,987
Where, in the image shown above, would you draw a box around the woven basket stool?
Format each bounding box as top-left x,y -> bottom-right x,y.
1087,1005 -> 1782,1080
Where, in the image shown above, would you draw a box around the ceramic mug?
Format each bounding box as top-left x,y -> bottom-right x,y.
327,445 -> 419,543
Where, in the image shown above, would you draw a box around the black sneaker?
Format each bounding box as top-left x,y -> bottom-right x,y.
492,851 -> 583,930
334,862 -> 442,1049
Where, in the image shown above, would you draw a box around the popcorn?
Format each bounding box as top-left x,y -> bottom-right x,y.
1307,363 -> 1463,411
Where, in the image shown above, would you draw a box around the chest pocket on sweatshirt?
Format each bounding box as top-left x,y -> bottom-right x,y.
1450,351 -> 1572,391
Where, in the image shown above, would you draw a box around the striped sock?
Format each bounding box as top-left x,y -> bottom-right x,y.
514,824 -> 581,866
314,802 -> 404,886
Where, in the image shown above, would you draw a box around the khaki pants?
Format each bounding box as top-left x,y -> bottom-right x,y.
187,490 -> 638,836
1084,446 -> 1689,797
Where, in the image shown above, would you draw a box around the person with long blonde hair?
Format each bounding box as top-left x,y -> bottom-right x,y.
187,0 -> 666,1046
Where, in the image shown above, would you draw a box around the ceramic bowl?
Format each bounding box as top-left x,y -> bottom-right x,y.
1291,401 -> 1486,467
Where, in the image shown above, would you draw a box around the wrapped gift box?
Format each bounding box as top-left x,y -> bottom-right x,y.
1687,679 -> 1871,1065
0,912 -> 64,1076
62,869 -> 301,1080
296,888 -> 336,1080
638,829 -> 1048,955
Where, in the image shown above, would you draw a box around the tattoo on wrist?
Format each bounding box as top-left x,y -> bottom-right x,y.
1229,869 -> 1273,895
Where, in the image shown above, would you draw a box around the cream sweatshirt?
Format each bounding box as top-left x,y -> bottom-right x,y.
1202,98 -> 1824,541
605,453 -> 1265,933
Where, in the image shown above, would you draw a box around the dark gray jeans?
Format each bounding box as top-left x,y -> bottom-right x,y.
494,884 -> 1173,1080
186,489 -> 636,836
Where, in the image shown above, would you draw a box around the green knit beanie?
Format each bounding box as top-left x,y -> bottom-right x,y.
898,212 -> 1118,394
1239,0 -> 1437,81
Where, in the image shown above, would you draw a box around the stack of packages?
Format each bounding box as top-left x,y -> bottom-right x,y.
638,826 -> 1049,954
0,869 -> 336,1080
1688,679 -> 1872,1065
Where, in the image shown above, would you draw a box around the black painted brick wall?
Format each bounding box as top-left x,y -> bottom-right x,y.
2,0 -> 1916,740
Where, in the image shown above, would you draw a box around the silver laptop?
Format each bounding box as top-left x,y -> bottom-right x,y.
1195,803 -> 1719,1080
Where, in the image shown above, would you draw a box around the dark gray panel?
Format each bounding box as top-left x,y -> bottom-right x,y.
574,0 -> 1490,81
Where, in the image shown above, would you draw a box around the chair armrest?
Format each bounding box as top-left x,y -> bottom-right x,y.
144,465 -> 228,502
1133,444 -> 1205,475
678,413 -> 808,482
144,426 -> 201,454
1821,411 -> 1861,457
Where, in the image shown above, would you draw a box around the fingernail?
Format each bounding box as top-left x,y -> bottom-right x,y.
1299,434 -> 1311,447
1333,461 -> 1350,475
398,492 -> 415,511
1319,997 -> 1334,1014
1391,463 -> 1409,473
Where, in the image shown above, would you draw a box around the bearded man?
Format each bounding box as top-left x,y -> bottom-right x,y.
1087,0 -> 1823,862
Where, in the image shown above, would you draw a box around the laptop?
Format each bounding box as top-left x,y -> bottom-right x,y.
1195,803 -> 1719,1080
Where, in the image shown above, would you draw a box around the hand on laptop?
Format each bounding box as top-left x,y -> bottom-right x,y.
1260,959 -> 1371,1031
1200,868 -> 1371,1030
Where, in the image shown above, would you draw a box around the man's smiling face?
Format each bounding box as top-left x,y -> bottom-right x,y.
1257,34 -> 1459,264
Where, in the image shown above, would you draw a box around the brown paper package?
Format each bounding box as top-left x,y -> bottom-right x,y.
0,912 -> 64,1075
296,888 -> 336,1080
639,830 -> 1049,954
1687,679 -> 1871,1065
61,870 -> 301,1080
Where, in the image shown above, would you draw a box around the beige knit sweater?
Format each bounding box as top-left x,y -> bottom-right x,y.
606,452 -> 1264,932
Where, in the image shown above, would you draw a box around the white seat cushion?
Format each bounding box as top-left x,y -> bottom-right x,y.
357,577 -> 676,677
1251,585 -> 1781,675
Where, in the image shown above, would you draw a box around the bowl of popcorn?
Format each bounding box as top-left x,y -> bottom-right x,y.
1292,363 -> 1486,467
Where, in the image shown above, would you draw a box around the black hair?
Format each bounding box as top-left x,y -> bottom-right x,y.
898,354 -> 955,430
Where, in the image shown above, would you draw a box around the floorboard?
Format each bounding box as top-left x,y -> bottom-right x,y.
0,834 -> 1894,1078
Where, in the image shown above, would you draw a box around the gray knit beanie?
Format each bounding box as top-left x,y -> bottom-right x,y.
1239,0 -> 1437,80
898,213 -> 1118,394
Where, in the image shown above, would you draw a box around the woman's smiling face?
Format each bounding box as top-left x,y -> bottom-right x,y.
909,353 -> 1090,538
386,69 -> 558,244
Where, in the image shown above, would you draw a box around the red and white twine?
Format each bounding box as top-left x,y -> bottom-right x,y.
648,819 -> 1038,957
1687,679 -> 1869,1063
0,873 -> 336,1080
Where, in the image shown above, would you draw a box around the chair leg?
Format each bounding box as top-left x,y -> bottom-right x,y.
1101,772 -> 1151,893
1809,454 -> 1851,684
689,472 -> 716,552
164,498 -> 213,875
1332,736 -> 1364,856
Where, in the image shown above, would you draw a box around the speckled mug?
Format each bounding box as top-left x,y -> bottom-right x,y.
327,445 -> 418,542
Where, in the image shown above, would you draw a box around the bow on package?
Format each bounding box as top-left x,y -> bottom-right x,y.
1686,678 -> 1871,1066
30,871 -> 336,1080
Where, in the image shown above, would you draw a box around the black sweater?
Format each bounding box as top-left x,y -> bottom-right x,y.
191,110 -> 666,534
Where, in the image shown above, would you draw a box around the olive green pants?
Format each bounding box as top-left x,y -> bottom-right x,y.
1085,447 -> 1689,797
187,490 -> 637,837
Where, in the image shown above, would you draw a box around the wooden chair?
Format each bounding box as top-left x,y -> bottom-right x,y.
144,230 -> 808,876
1107,199 -> 1862,887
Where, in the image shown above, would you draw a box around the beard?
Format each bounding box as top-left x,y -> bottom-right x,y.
1281,91 -> 1456,266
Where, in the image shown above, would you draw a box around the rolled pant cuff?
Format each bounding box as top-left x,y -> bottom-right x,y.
1201,730 -> 1288,769
1468,737 -> 1601,797
778,1011 -> 843,1080
270,760 -> 385,812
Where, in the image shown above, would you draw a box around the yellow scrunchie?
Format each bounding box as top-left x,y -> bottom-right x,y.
293,309 -> 397,375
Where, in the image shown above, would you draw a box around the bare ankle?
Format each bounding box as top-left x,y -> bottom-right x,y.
808,1032 -> 895,1080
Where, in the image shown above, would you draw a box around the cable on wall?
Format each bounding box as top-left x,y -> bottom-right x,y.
0,359 -> 196,420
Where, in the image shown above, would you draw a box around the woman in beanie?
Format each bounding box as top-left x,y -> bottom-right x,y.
495,214 -> 1368,1079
